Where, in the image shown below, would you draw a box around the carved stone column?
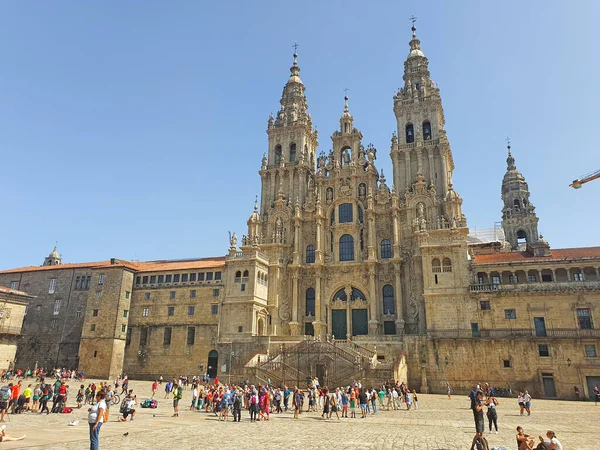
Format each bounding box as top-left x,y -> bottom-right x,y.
551,268 -> 557,282
290,271 -> 300,335
368,265 -> 379,334
313,268 -> 326,339
345,286 -> 352,340
394,262 -> 405,333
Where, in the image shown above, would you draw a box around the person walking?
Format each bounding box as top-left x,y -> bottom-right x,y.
88,391 -> 107,450
232,389 -> 242,422
172,382 -> 182,417
523,390 -> 532,416
412,390 -> 419,410
151,380 -> 158,399
518,392 -> 525,416
447,382 -> 452,399
469,391 -> 486,450
486,393 -> 499,434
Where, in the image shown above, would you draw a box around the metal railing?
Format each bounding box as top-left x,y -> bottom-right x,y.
470,281 -> 600,293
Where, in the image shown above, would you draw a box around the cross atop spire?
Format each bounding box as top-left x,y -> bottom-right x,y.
506,136 -> 511,153
410,15 -> 418,36
292,42 -> 299,53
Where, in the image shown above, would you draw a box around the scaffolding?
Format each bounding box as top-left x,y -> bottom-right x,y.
467,223 -> 505,245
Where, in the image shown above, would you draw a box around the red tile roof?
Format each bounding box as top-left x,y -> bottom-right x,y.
0,285 -> 32,298
0,257 -> 226,275
474,247 -> 600,265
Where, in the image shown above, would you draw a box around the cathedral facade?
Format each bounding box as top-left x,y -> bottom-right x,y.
1,26 -> 599,399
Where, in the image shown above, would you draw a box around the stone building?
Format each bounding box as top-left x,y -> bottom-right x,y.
0,286 -> 31,371
0,25 -> 599,399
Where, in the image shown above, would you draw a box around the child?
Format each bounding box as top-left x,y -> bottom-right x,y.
412,390 -> 418,410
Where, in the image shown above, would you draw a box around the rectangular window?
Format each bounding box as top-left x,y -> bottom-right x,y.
92,309 -> 99,317
577,308 -> 593,329
508,274 -> 519,283
187,327 -> 195,345
215,271 -> 222,281
538,344 -> 550,357
145,292 -> 151,300
150,275 -> 157,284
125,291 -> 130,299
188,305 -> 195,316
165,274 -> 172,283
163,327 -> 172,345
98,274 -> 105,285
173,274 -> 180,283
140,327 -> 148,346
190,290 -> 196,298
304,322 -> 314,336
198,273 -> 205,281
96,291 -> 102,299
91,324 -> 96,331
491,276 -> 501,285
573,272 -> 584,281
528,275 -> 537,282
75,277 -> 81,290
213,289 -> 219,297
170,291 -> 176,299
339,203 -> 353,223
142,276 -> 149,284
383,321 -> 397,335
51,318 -> 58,328
85,276 -> 91,290
168,306 -> 175,316
206,272 -> 213,281
504,309 -> 517,320
49,278 -> 56,294
158,275 -> 164,284
126,328 -> 132,346
136,276 -> 141,285
76,307 -> 83,318
181,274 -> 188,283
503,359 -> 511,368
238,326 -> 243,333
93,350 -> 97,358
471,322 -> 480,338
123,310 -> 128,318
585,344 -> 597,358
142,308 -> 149,317
542,274 -> 552,282
211,304 -> 218,315
241,283 -> 246,292
121,324 -> 126,333
189,273 -> 196,282
480,301 -> 491,311
10,281 -> 18,290
53,299 -> 61,315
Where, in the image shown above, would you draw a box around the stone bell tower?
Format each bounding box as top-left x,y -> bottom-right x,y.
390,23 -> 465,230
501,142 -> 546,253
259,51 -> 318,217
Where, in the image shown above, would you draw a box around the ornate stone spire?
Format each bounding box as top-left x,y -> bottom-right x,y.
274,51 -> 311,128
339,93 -> 354,134
500,141 -> 543,250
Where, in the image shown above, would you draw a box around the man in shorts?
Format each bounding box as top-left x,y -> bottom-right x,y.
470,390 -> 486,450
172,382 -> 182,417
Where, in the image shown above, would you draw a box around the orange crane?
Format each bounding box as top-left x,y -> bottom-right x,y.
570,169 -> 600,189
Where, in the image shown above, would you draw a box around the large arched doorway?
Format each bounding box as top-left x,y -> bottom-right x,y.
207,350 -> 218,379
331,287 -> 368,338
257,318 -> 265,336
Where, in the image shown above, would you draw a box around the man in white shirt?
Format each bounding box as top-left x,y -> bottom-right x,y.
392,388 -> 399,410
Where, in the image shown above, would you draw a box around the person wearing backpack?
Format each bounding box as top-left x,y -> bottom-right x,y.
0,385 -> 10,422
172,382 -> 182,417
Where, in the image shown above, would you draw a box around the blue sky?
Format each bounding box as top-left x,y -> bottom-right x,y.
2,0 -> 599,269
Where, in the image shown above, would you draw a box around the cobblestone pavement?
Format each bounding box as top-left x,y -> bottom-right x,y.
1,380 -> 594,449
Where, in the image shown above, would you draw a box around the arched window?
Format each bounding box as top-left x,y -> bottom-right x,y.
442,258 -> 452,273
339,203 -> 353,223
242,270 -> 249,281
289,143 -> 296,162
383,285 -> 395,314
405,123 -> 414,143
306,245 -> 315,264
381,239 -> 392,259
358,206 -> 363,224
333,288 -> 348,302
305,288 -> 315,316
274,145 -> 282,165
339,234 -> 355,261
235,271 -> 242,282
514,199 -> 520,210
432,258 -> 441,273
517,230 -> 527,245
333,287 -> 366,302
423,121 -> 432,141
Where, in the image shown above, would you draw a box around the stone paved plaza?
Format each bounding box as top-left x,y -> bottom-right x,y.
1,380 -> 593,449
